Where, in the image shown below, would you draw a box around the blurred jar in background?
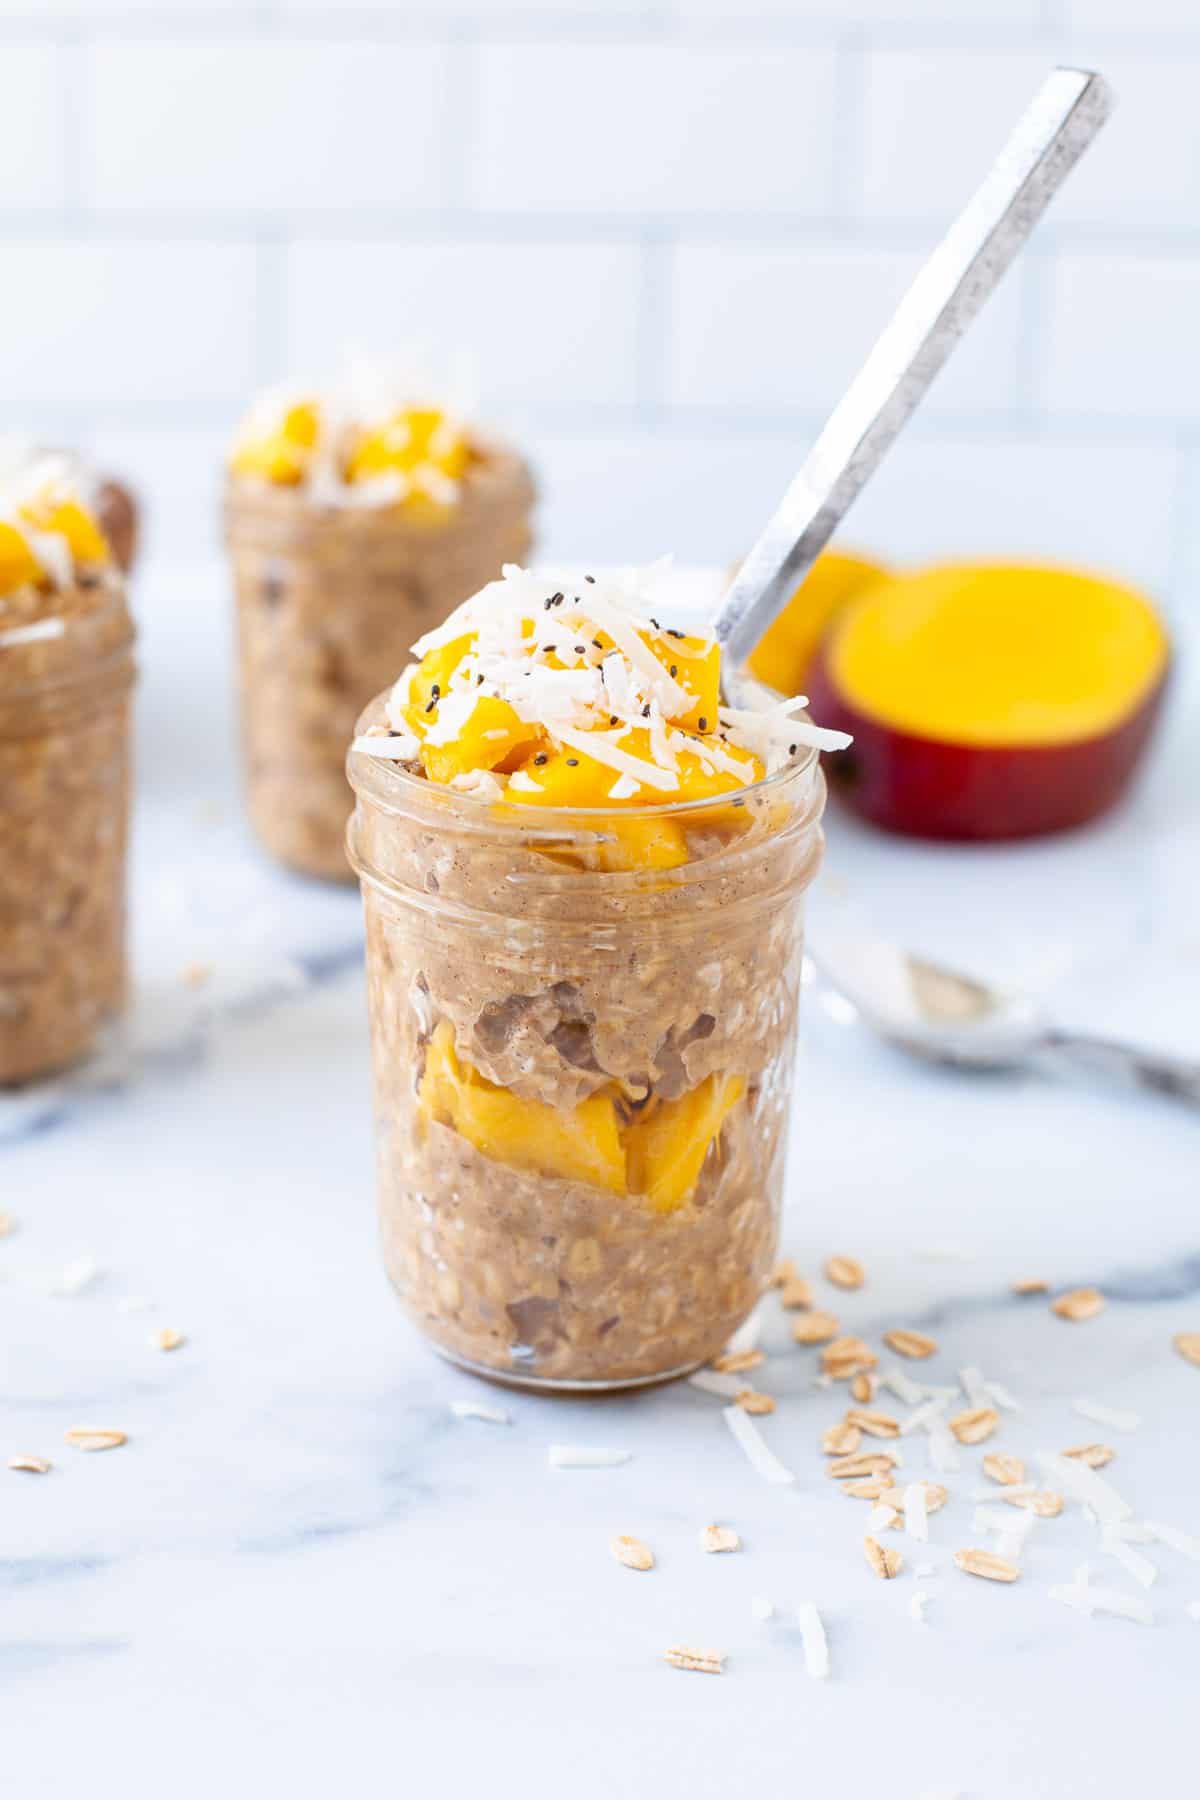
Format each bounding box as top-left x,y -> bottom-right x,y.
223,363 -> 536,880
0,457 -> 137,1084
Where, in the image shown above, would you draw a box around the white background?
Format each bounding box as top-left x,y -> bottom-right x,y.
2,0 -> 1198,604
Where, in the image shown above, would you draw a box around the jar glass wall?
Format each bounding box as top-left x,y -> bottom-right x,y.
225,447 -> 535,880
348,721 -> 826,1390
0,578 -> 136,1084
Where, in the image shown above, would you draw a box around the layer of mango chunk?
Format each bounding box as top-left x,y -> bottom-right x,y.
0,494 -> 110,599
229,400 -> 471,507
404,626 -> 760,868
420,1019 -> 744,1213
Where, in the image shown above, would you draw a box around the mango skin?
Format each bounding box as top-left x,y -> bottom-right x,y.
808,642 -> 1170,842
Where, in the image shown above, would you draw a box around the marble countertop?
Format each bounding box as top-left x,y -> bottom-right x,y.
4,562 -> 1198,1799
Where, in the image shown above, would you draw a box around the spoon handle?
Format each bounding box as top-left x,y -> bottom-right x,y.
1039,1030 -> 1200,1108
714,66 -> 1113,674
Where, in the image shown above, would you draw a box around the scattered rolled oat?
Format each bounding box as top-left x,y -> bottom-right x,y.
152,1327 -> 186,1352
1011,1277 -> 1048,1296
780,1276 -> 814,1310
1174,1332 -> 1200,1368
843,1476 -> 896,1500
791,1310 -> 840,1346
1063,1443 -> 1115,1469
8,1455 -> 51,1474
849,1371 -> 876,1403
0,1213 -> 14,1238
64,1428 -> 126,1453
954,1548 -> 1020,1583
711,1347 -> 764,1376
825,1255 -> 865,1291
665,1645 -> 723,1674
1052,1287 -> 1105,1322
982,1453 -> 1026,1486
1002,1489 -> 1063,1517
768,1257 -> 796,1288
822,1420 -> 862,1456
179,961 -> 213,988
949,1407 -> 998,1445
829,1452 -> 899,1480
700,1524 -> 741,1554
883,1328 -> 937,1360
610,1535 -> 655,1571
821,1336 -> 878,1379
845,1407 -> 900,1439
864,1536 -> 903,1579
735,1388 -> 775,1416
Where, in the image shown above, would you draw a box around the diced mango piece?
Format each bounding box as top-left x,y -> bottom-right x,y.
420,1021 -> 626,1194
409,633 -> 476,714
22,498 -> 110,569
344,408 -> 471,492
645,631 -> 721,733
625,1072 -> 746,1213
421,695 -> 541,784
229,401 -> 320,486
0,521 -> 44,596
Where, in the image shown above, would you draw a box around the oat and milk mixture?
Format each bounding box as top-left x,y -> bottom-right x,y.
225,372 -> 534,879
0,457 -> 136,1084
347,564 -> 847,1387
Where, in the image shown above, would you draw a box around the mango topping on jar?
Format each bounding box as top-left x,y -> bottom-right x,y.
228,382 -> 475,511
353,562 -> 849,872
0,458 -> 111,608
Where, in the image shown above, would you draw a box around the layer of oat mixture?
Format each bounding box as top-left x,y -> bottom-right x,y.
349,563 -> 846,1385
225,371 -> 535,879
0,457 -> 135,1084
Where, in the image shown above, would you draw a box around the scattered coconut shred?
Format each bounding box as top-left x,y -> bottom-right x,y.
351,560 -> 850,795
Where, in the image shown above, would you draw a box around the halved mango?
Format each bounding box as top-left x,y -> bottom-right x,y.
420,1021 -> 626,1194
624,1072 -> 746,1214
747,549 -> 886,696
807,561 -> 1172,841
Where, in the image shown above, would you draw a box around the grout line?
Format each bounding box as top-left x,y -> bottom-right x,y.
634,228 -> 672,428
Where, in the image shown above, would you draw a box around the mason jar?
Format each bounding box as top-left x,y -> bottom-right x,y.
0,577 -> 136,1084
347,715 -> 826,1390
225,445 -> 535,881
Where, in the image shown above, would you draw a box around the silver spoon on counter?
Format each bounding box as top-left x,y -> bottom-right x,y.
706,66 -> 1199,1108
805,934 -> 1200,1105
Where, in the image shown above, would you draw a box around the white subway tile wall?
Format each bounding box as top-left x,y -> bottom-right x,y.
0,0 -> 1194,602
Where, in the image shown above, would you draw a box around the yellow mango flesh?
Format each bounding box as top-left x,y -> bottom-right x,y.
421,695 -> 541,784
625,1073 -> 746,1214
829,563 -> 1171,747
230,401 -> 319,486
646,632 -> 721,732
0,522 -> 44,596
23,498 -> 111,569
748,549 -> 886,695
344,408 -> 471,490
420,1021 -> 626,1195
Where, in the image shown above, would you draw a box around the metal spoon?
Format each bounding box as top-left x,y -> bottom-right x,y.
807,935 -> 1200,1106
713,65 -> 1113,692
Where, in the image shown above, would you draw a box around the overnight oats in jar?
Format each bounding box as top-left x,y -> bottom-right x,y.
0,458 -> 136,1084
347,564 -> 848,1389
224,366 -> 535,880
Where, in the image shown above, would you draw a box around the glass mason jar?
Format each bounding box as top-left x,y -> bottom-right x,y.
347,717 -> 827,1391
224,445 -> 535,881
0,577 -> 136,1084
